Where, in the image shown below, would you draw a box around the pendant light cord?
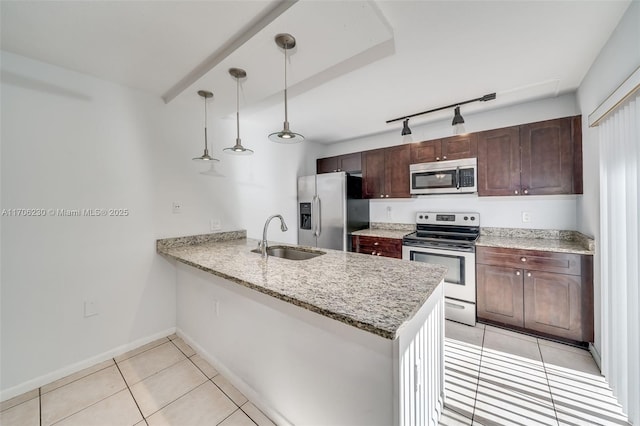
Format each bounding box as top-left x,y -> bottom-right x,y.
203,95 -> 208,150
283,42 -> 288,124
236,77 -> 241,141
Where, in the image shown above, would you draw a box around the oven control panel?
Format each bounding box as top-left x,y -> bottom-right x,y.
415,212 -> 479,227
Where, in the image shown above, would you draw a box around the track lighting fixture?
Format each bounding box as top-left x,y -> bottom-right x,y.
224,68 -> 254,155
269,33 -> 304,143
452,106 -> 466,135
193,90 -> 220,162
386,92 -> 496,136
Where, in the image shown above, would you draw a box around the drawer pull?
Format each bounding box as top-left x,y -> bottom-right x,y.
521,257 -> 527,262
516,271 -> 521,276
527,272 -> 532,277
374,242 -> 379,246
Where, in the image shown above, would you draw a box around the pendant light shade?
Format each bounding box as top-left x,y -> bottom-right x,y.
224,68 -> 254,155
269,33 -> 304,143
452,106 -> 466,135
193,90 -> 220,162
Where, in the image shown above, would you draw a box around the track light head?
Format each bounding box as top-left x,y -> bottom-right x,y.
452,106 -> 465,125
452,106 -> 466,135
401,119 -> 412,136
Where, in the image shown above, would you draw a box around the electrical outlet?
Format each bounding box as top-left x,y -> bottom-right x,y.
172,202 -> 181,214
84,300 -> 98,317
522,211 -> 531,223
210,218 -> 221,231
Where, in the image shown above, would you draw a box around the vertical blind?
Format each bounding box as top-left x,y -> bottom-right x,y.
598,90 -> 640,424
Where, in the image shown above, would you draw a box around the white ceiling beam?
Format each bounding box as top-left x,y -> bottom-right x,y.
162,0 -> 297,104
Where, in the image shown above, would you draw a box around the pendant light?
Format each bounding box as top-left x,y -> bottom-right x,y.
193,90 -> 220,162
452,106 -> 466,135
224,68 -> 254,155
269,33 -> 304,143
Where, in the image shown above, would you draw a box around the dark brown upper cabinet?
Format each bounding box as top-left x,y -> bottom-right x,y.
362,145 -> 411,199
316,152 -> 362,174
477,116 -> 582,196
410,134 -> 478,163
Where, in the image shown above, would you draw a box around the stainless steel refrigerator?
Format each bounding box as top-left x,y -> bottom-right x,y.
297,172 -> 369,251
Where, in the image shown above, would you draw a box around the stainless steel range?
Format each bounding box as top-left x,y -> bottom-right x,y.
402,212 -> 480,326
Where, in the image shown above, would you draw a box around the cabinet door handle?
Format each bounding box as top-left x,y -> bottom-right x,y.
521,257 -> 527,262
514,190 -> 519,195
374,242 -> 379,246
436,157 -> 440,161
443,156 -> 447,160
516,271 -> 521,276
376,252 -> 382,256
523,189 -> 529,195
385,194 -> 389,198
371,251 -> 376,255
527,272 -> 532,277
380,194 -> 384,198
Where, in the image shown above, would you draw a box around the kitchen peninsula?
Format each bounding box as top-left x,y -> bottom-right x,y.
157,230 -> 447,426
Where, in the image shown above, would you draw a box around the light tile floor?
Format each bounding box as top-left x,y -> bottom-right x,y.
0,334 -> 275,426
440,321 -> 631,426
1,326 -> 631,426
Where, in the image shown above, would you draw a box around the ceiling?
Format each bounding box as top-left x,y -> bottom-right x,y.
1,0 -> 631,144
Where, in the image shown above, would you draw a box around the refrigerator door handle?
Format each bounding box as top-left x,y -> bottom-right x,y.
312,196 -> 318,237
316,197 -> 321,237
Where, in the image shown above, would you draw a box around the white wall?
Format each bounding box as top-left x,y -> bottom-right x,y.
0,51 -> 319,398
319,93 -> 581,230
575,0 -> 639,378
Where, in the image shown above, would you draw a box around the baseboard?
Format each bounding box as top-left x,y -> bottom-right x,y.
0,327 -> 176,402
176,328 -> 292,426
589,342 -> 602,371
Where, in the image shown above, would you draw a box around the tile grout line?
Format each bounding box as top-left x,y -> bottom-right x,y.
537,341 -> 561,426
470,326 -> 487,425
113,358 -> 148,425
209,377 -> 241,410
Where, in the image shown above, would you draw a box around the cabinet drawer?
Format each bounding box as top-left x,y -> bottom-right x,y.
477,246 -> 581,275
352,235 -> 402,259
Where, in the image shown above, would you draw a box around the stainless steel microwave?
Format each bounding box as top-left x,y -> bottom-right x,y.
410,158 -> 477,195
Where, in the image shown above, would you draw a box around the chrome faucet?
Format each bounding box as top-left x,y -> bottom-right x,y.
259,214 -> 288,257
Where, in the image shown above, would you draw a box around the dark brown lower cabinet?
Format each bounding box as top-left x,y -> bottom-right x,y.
476,264 -> 524,327
523,270 -> 583,340
476,246 -> 593,343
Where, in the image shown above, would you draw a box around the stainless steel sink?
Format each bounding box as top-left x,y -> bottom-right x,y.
251,245 -> 325,260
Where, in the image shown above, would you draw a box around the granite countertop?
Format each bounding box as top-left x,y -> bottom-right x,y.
157,231 -> 446,340
477,228 -> 595,255
350,222 -> 415,240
